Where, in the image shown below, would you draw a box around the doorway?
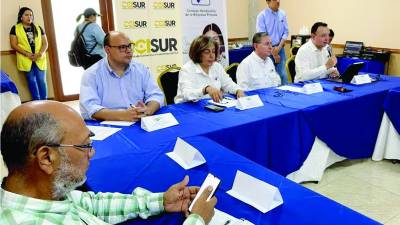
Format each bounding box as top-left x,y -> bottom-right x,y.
41,0 -> 113,101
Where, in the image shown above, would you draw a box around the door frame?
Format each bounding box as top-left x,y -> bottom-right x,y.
41,0 -> 114,101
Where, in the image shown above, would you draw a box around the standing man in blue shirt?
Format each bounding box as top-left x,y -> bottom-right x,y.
256,0 -> 289,84
79,31 -> 164,121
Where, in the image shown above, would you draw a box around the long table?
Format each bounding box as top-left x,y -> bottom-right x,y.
86,75 -> 400,179
86,136 -> 380,225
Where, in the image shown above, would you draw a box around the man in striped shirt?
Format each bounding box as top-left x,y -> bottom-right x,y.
0,101 -> 216,225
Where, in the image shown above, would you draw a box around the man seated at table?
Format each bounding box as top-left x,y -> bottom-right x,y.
80,31 -> 164,122
294,22 -> 339,83
236,32 -> 281,91
0,100 -> 217,225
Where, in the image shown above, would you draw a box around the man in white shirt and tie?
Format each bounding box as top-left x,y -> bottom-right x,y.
294,22 -> 339,83
237,32 -> 281,91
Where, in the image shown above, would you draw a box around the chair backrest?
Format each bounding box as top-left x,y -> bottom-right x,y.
225,63 -> 239,83
286,55 -> 296,83
157,66 -> 181,105
290,46 -> 300,56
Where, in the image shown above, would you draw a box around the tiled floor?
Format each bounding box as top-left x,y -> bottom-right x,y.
302,159 -> 400,224
63,100 -> 400,224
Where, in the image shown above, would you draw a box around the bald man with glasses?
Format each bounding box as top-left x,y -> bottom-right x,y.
0,101 -> 216,225
80,31 -> 164,122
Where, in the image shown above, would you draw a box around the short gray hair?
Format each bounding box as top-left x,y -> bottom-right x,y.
1,112 -> 64,171
252,32 -> 269,44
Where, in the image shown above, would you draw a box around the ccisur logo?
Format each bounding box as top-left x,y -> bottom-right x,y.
122,1 -> 146,9
153,1 -> 175,9
133,38 -> 178,55
154,20 -> 176,28
124,20 -> 147,29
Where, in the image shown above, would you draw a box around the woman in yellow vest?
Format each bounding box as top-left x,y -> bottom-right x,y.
9,7 -> 48,100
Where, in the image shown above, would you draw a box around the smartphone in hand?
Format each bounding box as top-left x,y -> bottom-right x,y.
189,173 -> 220,211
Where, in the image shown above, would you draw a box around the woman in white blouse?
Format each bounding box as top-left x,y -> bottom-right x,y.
175,35 -> 245,103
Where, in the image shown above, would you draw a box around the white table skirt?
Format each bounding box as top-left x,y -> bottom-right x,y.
1,91 -> 21,179
287,112 -> 399,183
372,112 -> 400,161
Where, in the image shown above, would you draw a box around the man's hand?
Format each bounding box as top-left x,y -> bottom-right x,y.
206,86 -> 223,103
272,54 -> 281,64
272,46 -> 280,56
325,55 -> 337,69
190,186 -> 217,224
236,90 -> 245,98
328,68 -> 340,78
164,176 -> 199,214
119,108 -> 145,121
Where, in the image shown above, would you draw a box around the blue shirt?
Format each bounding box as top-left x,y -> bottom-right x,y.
79,58 -> 165,119
77,22 -> 106,57
256,8 -> 289,46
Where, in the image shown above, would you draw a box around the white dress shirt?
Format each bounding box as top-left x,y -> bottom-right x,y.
294,40 -> 336,82
237,52 -> 281,91
174,60 -> 241,103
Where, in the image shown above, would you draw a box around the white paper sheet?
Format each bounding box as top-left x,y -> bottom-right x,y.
87,125 -> 121,141
100,121 -> 135,126
208,96 -> 237,108
276,85 -> 304,93
209,209 -> 254,225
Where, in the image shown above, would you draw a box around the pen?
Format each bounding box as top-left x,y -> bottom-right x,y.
224,220 -> 231,225
129,104 -> 136,109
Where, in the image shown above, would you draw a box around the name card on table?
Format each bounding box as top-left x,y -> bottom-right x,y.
141,113 -> 178,132
302,82 -> 323,94
351,74 -> 372,85
166,138 -> 206,170
227,170 -> 283,213
236,95 -> 264,110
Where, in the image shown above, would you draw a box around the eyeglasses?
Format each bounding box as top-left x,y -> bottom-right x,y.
45,131 -> 95,154
46,143 -> 94,155
108,43 -> 134,52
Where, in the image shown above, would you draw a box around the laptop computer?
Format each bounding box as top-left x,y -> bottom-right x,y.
328,62 -> 365,83
343,41 -> 364,57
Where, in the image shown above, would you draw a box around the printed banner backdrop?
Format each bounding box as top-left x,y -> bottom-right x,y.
181,0 -> 229,67
113,0 -> 183,78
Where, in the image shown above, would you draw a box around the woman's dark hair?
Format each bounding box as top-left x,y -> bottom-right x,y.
17,7 -> 38,37
202,23 -> 225,53
189,35 -> 219,64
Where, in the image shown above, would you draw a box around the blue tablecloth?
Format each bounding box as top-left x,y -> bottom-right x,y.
86,136 -> 380,225
384,87 -> 400,134
86,75 -> 400,177
337,57 -> 385,75
228,46 -> 253,64
87,99 -> 313,177
0,71 -> 18,94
